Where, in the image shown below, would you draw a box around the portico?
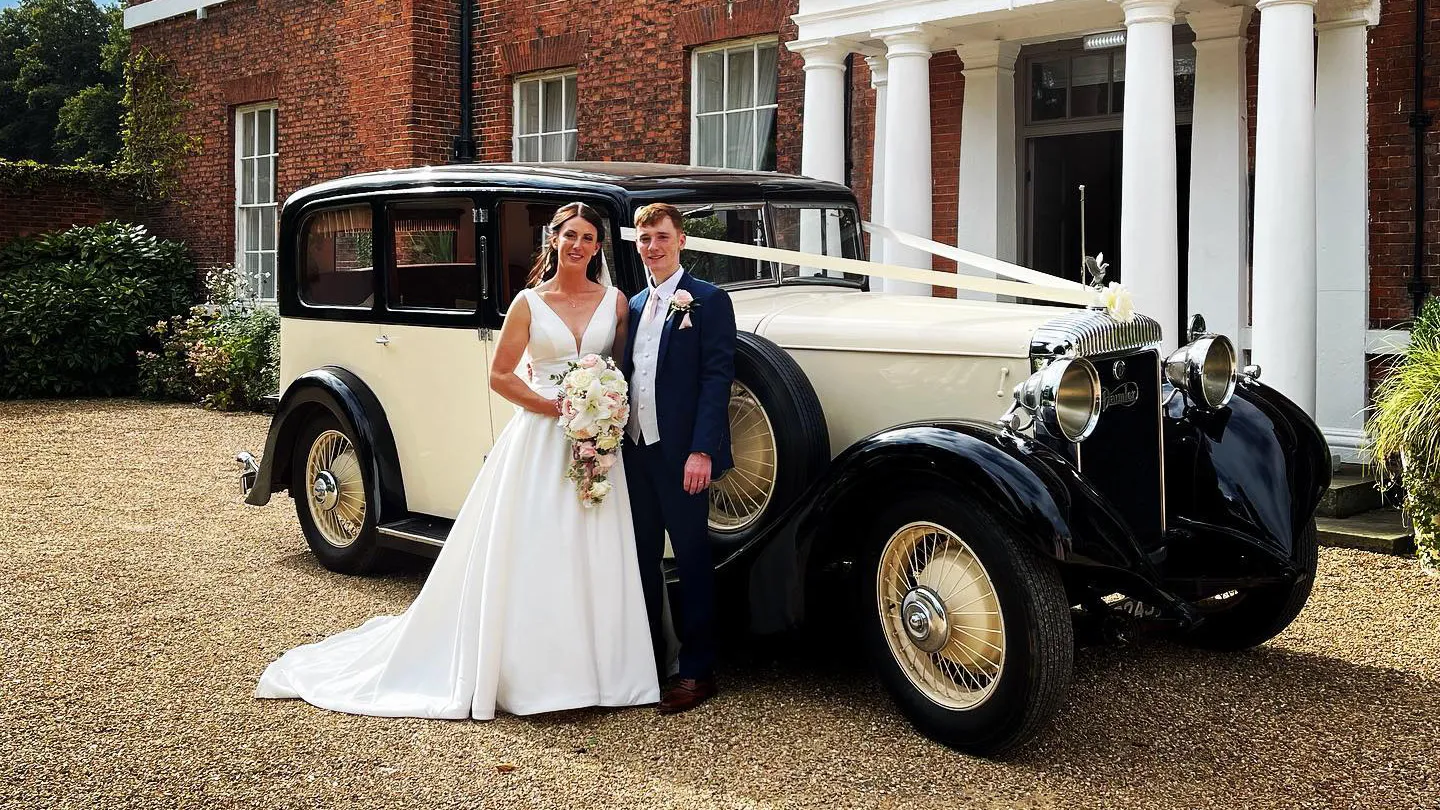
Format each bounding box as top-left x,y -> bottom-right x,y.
789,0 -> 1382,460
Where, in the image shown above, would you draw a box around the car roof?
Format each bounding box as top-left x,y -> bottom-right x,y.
283,161 -> 855,210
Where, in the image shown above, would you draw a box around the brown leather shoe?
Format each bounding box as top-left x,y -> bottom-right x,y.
657,678 -> 717,714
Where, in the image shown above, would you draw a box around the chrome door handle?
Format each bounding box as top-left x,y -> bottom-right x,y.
375,335 -> 390,345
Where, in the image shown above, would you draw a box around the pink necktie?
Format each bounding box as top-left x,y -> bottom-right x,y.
642,289 -> 661,325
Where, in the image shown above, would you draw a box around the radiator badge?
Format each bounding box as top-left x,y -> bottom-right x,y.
1101,381 -> 1140,412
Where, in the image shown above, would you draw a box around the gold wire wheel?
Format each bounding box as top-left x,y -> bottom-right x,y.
303,429 -> 367,549
877,521 -> 1006,710
708,380 -> 778,533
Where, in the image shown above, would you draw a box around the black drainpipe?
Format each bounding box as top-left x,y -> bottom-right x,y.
452,0 -> 477,163
843,53 -> 854,188
1409,0 -> 1432,314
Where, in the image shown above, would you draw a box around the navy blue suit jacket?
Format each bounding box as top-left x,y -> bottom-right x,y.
622,272 -> 736,475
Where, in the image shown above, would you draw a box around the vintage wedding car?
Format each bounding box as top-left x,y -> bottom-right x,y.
236,162 -> 1328,756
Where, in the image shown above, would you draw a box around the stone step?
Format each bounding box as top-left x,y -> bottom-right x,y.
1316,469 -> 1384,519
1316,508 -> 1415,556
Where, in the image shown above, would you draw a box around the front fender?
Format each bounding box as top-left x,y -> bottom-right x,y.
741,421 -> 1194,634
243,368 -> 406,525
1163,376 -> 1331,566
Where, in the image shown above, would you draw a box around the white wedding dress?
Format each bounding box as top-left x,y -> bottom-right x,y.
255,285 -> 660,719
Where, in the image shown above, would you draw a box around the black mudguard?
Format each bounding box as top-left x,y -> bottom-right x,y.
1161,377 -> 1331,588
244,367 -> 406,525
739,420 -> 1198,634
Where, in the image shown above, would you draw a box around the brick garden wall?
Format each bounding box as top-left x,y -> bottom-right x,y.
0,180 -> 157,243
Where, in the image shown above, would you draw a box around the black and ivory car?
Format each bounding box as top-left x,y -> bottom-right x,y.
237,162 -> 1329,756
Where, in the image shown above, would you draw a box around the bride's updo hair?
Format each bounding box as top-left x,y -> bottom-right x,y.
527,202 -> 607,286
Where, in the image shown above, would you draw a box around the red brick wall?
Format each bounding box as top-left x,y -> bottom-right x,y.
930,52 -> 963,287
0,181 -> 156,243
1367,0 -> 1440,329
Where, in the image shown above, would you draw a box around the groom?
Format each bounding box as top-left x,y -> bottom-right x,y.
622,202 -> 736,714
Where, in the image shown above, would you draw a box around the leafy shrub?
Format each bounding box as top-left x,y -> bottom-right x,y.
1369,297 -> 1440,570
137,264 -> 280,411
0,221 -> 193,397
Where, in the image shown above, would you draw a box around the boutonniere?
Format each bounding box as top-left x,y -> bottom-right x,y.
667,289 -> 699,329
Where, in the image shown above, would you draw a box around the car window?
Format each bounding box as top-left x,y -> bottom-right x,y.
300,205 -> 375,308
678,203 -> 771,287
495,199 -> 618,312
387,199 -> 479,312
770,203 -> 866,285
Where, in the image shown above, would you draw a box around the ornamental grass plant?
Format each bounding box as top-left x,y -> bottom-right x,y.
1368,297 -> 1440,571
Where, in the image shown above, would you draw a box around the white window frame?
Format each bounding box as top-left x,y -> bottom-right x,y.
234,103 -> 279,303
512,69 -> 578,162
690,36 -> 780,171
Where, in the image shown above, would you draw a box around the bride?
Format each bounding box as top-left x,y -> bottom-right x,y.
255,202 -> 661,719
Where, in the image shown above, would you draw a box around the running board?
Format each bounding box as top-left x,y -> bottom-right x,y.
377,515 -> 453,558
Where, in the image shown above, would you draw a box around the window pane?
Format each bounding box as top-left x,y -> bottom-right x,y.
258,108 -> 273,155
245,208 -> 260,249
562,132 -> 576,161
241,159 -> 256,205
301,205 -> 375,308
389,200 -> 477,311
541,133 -> 563,161
679,206 -> 771,286
259,205 -> 275,250
1112,53 -> 1125,113
696,115 -> 723,167
240,111 -> 256,158
725,110 -> 754,169
260,252 -> 276,300
1031,59 -> 1068,121
726,47 -> 755,109
1070,55 -> 1109,117
756,108 -> 776,171
245,251 -> 260,299
496,199 -> 613,311
756,43 -> 778,106
563,75 -> 577,128
542,77 -> 564,132
256,156 -> 273,204
1174,47 -> 1196,110
520,80 -> 540,135
519,135 -> 540,162
696,50 -> 724,113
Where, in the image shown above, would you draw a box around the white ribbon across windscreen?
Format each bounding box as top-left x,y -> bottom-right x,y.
619,223 -> 1097,307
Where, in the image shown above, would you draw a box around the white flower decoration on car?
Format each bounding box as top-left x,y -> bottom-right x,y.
1095,282 -> 1135,324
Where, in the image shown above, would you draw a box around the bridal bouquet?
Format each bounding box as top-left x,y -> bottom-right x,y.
552,354 -> 630,507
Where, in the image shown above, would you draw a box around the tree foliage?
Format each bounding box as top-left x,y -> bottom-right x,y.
0,0 -> 126,164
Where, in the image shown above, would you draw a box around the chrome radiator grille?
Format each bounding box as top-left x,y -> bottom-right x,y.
1029,309 -> 1163,361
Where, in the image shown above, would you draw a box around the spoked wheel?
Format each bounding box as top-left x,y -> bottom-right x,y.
877,522 -> 1006,710
292,413 -> 385,574
861,492 -> 1072,757
707,332 -> 827,545
709,381 -> 777,534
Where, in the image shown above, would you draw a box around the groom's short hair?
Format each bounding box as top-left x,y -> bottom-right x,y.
634,202 -> 684,233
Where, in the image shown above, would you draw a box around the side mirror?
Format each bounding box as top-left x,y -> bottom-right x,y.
1187,313 -> 1208,343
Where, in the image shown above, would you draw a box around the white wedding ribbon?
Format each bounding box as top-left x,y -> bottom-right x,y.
619,225 -> 1097,307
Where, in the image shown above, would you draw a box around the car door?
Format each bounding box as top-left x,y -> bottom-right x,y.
372,193 -> 494,520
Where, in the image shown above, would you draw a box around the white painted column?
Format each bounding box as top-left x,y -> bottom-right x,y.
875,25 -> 937,296
1251,0 -> 1318,416
1315,4 -> 1377,458
790,38 -> 851,184
1116,0 -> 1180,347
866,54 -> 888,265
1185,7 -> 1251,346
955,41 -> 1019,301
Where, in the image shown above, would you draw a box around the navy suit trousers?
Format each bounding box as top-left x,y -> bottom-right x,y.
624,436 -> 716,680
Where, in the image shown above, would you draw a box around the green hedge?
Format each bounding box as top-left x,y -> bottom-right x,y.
0,221 -> 194,398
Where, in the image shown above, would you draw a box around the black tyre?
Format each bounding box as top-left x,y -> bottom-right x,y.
860,491 -> 1073,757
708,332 -> 828,545
1180,519 -> 1318,651
291,412 -> 387,575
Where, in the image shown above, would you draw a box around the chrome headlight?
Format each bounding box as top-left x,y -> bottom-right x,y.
1164,334 -> 1237,409
1013,357 -> 1102,442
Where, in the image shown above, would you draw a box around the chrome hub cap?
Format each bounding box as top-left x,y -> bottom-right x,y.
878,521 -> 1006,710
311,470 -> 339,511
708,381 -> 777,533
304,429 -> 366,549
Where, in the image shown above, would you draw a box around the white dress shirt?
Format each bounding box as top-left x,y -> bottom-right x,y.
628,268 -> 685,446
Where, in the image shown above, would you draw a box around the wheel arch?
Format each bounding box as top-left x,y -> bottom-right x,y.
245,367 -> 406,523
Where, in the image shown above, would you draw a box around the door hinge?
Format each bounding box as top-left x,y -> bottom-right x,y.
473,208 -> 489,224
478,327 -> 494,341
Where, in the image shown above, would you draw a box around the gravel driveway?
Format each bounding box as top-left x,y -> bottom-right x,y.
3,399 -> 1439,809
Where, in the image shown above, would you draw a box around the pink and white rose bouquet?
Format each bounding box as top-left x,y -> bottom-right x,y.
552,353 -> 629,507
